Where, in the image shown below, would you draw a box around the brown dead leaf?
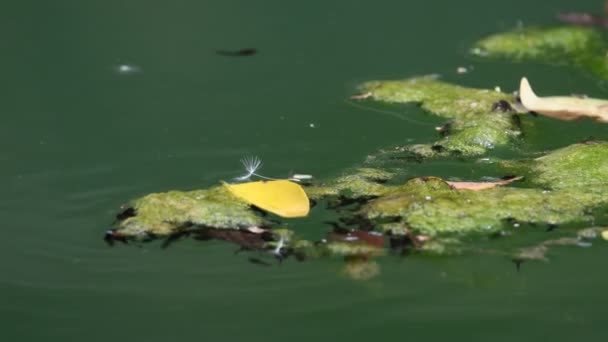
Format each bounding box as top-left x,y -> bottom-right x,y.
445,176 -> 523,191
519,77 -> 608,123
557,12 -> 608,28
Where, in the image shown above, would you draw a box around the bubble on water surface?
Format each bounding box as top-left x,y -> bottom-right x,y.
113,64 -> 141,75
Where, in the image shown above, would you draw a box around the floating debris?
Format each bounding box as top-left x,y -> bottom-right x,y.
557,12 -> 608,28
471,26 -> 608,78
355,76 -> 521,157
113,64 -> 141,75
289,174 -> 313,183
456,66 -> 469,74
444,176 -> 523,191
216,48 -> 257,57
350,92 -> 372,100
225,180 -> 310,218
519,77 -> 608,123
107,25 -> 608,278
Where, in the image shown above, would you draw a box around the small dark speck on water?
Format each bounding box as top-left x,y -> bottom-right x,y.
216,48 -> 258,57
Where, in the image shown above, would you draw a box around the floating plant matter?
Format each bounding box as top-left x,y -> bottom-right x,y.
352,76 -> 521,157
519,77 -> 608,123
557,1 -> 608,28
225,180 -> 310,218
107,22 -> 608,279
471,26 -> 608,78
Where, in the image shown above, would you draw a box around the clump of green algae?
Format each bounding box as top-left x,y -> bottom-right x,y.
528,142 -> 608,189
306,167 -> 394,200
357,76 -> 521,157
471,26 -> 608,78
111,24 -> 608,268
115,186 -> 265,239
301,143 -> 608,250
112,142 -> 608,259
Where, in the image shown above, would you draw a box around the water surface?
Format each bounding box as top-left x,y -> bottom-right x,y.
2,1 -> 608,341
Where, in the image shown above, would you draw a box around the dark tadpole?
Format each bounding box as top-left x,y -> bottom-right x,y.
216,48 -> 257,57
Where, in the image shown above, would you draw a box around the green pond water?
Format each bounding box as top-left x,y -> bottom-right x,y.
3,0 -> 608,340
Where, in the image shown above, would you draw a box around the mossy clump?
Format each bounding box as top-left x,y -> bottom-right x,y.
306,168 -> 394,200
357,76 -> 521,157
528,142 -> 608,189
360,177 -> 608,236
471,26 -> 608,78
308,142 -> 608,254
324,242 -> 385,257
114,186 -> 266,239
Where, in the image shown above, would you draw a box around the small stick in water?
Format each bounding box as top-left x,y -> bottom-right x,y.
216,48 -> 258,57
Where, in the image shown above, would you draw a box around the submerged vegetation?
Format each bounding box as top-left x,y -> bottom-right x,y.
108,25 -> 608,280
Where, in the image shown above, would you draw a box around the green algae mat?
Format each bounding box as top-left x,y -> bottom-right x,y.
107,25 -> 608,280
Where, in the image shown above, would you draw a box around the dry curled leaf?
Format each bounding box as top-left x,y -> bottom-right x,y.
519,77 -> 608,123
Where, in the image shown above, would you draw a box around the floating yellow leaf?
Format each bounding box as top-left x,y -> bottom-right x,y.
601,230 -> 608,241
519,77 -> 608,123
225,180 -> 310,218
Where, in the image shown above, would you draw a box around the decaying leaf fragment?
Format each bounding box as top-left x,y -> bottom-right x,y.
557,1 -> 608,28
446,176 -> 523,191
519,77 -> 608,122
557,12 -> 608,28
421,176 -> 523,191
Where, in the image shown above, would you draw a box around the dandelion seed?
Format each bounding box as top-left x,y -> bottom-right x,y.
234,156 -> 313,183
234,156 -> 281,181
234,156 -> 263,181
